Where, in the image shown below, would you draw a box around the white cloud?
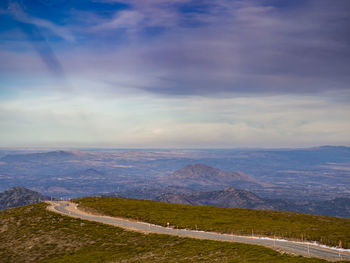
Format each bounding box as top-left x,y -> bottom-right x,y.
1,90 -> 349,147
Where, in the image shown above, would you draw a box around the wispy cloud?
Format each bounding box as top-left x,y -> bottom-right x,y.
1,1 -> 71,77
7,2 -> 75,42
91,0 -> 182,39
1,92 -> 349,147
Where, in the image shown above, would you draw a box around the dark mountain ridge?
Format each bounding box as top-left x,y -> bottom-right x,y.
0,186 -> 50,210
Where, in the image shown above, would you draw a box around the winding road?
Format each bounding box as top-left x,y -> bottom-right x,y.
47,201 -> 350,262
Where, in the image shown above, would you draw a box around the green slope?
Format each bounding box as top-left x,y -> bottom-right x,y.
0,203 -> 331,263
75,197 -> 350,249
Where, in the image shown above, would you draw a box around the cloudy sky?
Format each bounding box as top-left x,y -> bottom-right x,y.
0,0 -> 349,148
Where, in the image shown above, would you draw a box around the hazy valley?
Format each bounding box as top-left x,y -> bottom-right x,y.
1,146 -> 349,217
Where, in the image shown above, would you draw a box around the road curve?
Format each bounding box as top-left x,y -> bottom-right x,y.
47,201 -> 350,262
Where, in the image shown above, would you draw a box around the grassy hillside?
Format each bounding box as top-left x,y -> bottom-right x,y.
75,197 -> 350,249
0,203 -> 331,263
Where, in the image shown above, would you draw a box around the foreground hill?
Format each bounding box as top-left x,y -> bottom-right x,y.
75,197 -> 350,249
0,186 -> 49,210
0,203 -> 327,263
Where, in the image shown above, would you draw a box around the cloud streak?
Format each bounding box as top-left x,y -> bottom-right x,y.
1,93 -> 349,147
1,1 -> 69,77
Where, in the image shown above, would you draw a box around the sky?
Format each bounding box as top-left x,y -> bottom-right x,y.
0,0 -> 349,148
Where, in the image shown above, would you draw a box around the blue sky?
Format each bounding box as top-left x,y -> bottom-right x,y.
0,0 -> 349,148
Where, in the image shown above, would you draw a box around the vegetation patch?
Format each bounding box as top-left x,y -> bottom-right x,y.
75,197 -> 350,249
0,202 -> 332,262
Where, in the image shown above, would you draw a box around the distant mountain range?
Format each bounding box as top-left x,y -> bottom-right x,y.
156,187 -> 273,210
0,150 -> 81,163
0,148 -> 349,217
1,146 -> 349,200
154,187 -> 350,218
0,186 -> 50,210
267,197 -> 350,218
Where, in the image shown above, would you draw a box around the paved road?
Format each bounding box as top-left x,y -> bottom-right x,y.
47,201 -> 350,262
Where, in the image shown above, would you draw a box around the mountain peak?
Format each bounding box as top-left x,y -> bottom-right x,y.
224,187 -> 236,192
48,150 -> 82,156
